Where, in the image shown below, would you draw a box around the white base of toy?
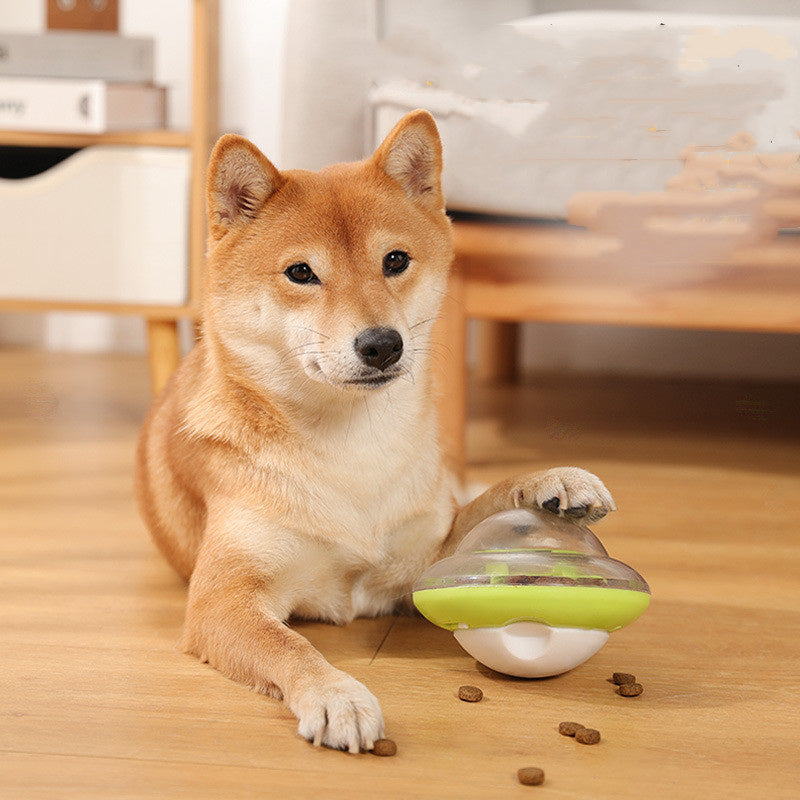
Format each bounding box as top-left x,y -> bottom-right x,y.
453,622 -> 609,678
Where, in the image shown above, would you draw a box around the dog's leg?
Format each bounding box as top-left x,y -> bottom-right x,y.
440,467 -> 616,557
179,513 -> 384,753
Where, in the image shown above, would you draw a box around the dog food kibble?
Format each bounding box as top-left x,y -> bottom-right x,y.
617,682 -> 644,697
558,721 -> 585,737
517,767 -> 545,786
575,727 -> 601,745
372,738 -> 397,757
611,672 -> 636,685
458,685 -> 483,702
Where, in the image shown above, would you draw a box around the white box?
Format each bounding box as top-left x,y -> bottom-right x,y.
0,146 -> 190,305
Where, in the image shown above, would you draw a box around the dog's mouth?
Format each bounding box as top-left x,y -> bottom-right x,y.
342,373 -> 398,388
303,358 -> 405,390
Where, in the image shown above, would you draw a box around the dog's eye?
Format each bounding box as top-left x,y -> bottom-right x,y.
284,263 -> 319,284
383,250 -> 410,276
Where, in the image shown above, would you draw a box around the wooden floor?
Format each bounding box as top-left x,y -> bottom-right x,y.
2,348 -> 799,799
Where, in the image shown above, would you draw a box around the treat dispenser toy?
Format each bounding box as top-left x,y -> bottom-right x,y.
412,508 -> 650,678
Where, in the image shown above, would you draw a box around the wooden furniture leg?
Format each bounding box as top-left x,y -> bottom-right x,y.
474,321 -> 520,383
146,318 -> 181,397
431,264 -> 468,480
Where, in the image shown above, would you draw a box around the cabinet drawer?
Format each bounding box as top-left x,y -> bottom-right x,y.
0,146 -> 190,305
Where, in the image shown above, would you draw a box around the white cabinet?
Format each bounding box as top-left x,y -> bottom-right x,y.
0,146 -> 190,305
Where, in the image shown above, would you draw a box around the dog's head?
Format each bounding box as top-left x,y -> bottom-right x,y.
203,110 -> 453,396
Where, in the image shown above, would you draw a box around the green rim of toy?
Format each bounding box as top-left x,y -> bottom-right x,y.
412,584 -> 651,632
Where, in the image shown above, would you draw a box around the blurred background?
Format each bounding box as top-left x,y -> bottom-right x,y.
2,0 -> 799,383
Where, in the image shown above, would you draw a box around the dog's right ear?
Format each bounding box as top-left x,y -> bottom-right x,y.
372,109 -> 444,211
206,134 -> 284,239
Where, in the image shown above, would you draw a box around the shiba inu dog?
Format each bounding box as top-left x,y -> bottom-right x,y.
135,110 -> 616,753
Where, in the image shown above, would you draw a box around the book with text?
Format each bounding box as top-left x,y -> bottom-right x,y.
0,77 -> 167,133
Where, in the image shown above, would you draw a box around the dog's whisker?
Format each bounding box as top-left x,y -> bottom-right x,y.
283,345 -> 326,359
287,350 -> 328,359
411,341 -> 451,355
292,325 -> 331,340
277,342 -> 328,365
276,351 -> 326,370
410,346 -> 448,357
363,395 -> 374,437
407,344 -> 452,368
287,342 -> 326,353
344,392 -> 356,444
409,316 -> 438,331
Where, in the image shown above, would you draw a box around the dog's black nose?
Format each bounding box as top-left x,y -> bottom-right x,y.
354,327 -> 403,371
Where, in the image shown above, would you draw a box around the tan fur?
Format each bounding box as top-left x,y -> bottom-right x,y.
135,110 -> 617,752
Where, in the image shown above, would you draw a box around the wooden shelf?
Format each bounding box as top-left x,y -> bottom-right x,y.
0,129 -> 192,149
1,0 -> 219,396
452,220 -> 800,334
0,297 -> 198,320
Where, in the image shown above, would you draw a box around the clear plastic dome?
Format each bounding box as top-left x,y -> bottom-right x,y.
414,507 -> 649,594
456,507 -> 609,557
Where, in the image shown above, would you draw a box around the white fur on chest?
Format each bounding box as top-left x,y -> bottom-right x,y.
252,390 -> 454,623
298,388 -> 443,549
287,505 -> 448,624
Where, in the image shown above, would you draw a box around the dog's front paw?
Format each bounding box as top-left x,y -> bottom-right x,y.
290,669 -> 384,754
511,467 -> 616,523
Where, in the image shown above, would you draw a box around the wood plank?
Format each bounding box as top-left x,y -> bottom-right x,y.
452,220 -> 800,332
474,321 -> 519,383
463,277 -> 800,332
0,298 -> 197,319
188,0 -> 220,309
0,129 -> 192,149
146,318 -> 181,397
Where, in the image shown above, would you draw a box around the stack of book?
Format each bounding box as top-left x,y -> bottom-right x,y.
0,30 -> 167,133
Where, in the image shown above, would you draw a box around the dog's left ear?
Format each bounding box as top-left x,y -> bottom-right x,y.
372,109 -> 444,211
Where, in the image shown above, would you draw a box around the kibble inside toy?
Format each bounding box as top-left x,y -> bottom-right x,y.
412,507 -> 650,677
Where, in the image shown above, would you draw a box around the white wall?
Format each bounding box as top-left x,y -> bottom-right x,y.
530,0 -> 800,15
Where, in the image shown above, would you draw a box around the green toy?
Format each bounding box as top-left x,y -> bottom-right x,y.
412,508 -> 650,677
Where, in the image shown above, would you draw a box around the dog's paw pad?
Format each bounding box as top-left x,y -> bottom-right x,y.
514,467 -> 616,524
542,497 -> 561,514
564,504 -> 590,519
